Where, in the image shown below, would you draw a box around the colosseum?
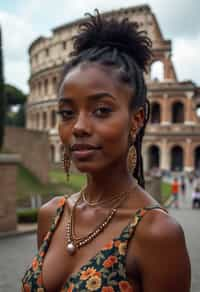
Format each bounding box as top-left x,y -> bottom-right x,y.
26,4 -> 200,174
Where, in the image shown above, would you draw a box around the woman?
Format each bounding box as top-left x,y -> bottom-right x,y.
22,10 -> 191,292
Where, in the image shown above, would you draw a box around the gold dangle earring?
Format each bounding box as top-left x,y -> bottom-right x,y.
63,145 -> 71,182
127,129 -> 137,174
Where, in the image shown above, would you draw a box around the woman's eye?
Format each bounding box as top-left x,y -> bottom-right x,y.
56,110 -> 74,120
94,107 -> 112,117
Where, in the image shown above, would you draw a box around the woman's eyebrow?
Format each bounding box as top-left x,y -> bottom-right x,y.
58,92 -> 116,104
86,92 -> 116,101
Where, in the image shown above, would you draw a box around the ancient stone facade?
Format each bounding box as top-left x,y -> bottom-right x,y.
27,4 -> 200,173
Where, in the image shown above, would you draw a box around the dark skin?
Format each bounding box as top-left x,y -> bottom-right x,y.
37,62 -> 191,292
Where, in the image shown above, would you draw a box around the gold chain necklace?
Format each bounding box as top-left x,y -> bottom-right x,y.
82,189 -> 127,207
66,190 -> 130,255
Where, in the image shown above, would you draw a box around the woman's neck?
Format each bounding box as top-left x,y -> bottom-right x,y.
84,164 -> 137,203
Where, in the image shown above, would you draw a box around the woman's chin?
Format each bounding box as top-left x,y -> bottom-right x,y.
74,162 -> 102,174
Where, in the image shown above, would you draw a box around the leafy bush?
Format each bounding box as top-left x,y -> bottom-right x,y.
17,208 -> 38,223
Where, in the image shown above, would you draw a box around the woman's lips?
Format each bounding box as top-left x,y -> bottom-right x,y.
72,149 -> 100,159
71,144 -> 101,160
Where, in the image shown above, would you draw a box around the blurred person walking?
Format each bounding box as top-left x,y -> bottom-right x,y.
171,177 -> 180,208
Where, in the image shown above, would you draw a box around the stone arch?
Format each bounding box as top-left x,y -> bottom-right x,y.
36,112 -> 40,129
194,146 -> 200,171
42,111 -> 47,129
170,145 -> 183,171
44,78 -> 48,95
148,145 -> 160,169
150,60 -> 164,81
172,101 -> 184,123
38,81 -> 42,96
52,76 -> 58,94
51,109 -> 57,128
150,102 -> 161,123
50,144 -> 55,162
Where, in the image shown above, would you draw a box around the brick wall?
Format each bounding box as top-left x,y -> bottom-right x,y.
4,127 -> 50,184
0,155 -> 20,232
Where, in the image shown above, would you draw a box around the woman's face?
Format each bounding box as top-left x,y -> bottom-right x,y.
58,62 -> 142,174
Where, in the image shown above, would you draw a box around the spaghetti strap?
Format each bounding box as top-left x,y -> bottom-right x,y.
126,205 -> 168,237
38,196 -> 66,252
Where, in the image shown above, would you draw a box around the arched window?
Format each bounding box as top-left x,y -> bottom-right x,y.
42,112 -> 47,129
172,102 -> 184,123
44,79 -> 48,95
148,145 -> 160,169
171,146 -> 183,171
151,61 -> 164,81
50,145 -> 55,162
51,110 -> 57,128
36,112 -> 40,129
195,146 -> 200,171
150,102 -> 160,123
38,81 -> 41,96
53,76 -> 57,94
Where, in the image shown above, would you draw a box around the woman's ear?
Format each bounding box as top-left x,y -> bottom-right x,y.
130,107 -> 145,133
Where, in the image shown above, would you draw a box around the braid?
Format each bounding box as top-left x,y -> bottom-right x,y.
59,10 -> 152,188
133,100 -> 150,188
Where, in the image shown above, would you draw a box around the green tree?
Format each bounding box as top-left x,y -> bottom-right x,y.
5,84 -> 27,127
5,84 -> 26,106
0,25 -> 6,150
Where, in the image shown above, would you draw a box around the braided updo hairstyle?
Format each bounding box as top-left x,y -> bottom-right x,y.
60,9 -> 152,188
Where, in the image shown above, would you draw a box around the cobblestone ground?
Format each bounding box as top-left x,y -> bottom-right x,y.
0,180 -> 199,291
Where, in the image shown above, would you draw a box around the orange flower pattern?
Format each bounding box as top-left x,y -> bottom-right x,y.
103,256 -> 118,268
102,240 -> 113,250
119,281 -> 134,292
80,268 -> 97,280
21,196 -> 165,291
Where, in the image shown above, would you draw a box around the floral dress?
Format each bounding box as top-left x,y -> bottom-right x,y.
21,197 -> 167,291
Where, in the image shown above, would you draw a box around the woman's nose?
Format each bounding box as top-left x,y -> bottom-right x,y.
72,112 -> 92,137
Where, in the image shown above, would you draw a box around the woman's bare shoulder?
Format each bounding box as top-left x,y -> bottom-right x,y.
38,192 -> 79,220
135,208 -> 184,246
129,209 -> 190,291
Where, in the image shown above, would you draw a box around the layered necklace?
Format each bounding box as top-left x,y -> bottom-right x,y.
66,185 -> 137,255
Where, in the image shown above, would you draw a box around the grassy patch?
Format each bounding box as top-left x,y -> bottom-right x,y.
17,208 -> 38,223
16,165 -> 86,204
49,169 -> 86,192
161,181 -> 172,204
17,164 -> 52,200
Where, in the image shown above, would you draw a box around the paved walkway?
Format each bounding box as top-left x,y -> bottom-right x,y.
169,208 -> 200,291
167,175 -> 200,291
0,179 -> 199,291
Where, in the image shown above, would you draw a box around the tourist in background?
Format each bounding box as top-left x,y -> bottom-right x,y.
171,177 -> 180,208
180,175 -> 186,201
192,186 -> 200,209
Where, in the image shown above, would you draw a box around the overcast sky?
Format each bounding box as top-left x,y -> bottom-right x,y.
0,0 -> 199,94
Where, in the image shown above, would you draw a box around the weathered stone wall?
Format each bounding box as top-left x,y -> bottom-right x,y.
4,127 -> 50,184
0,154 -> 20,232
